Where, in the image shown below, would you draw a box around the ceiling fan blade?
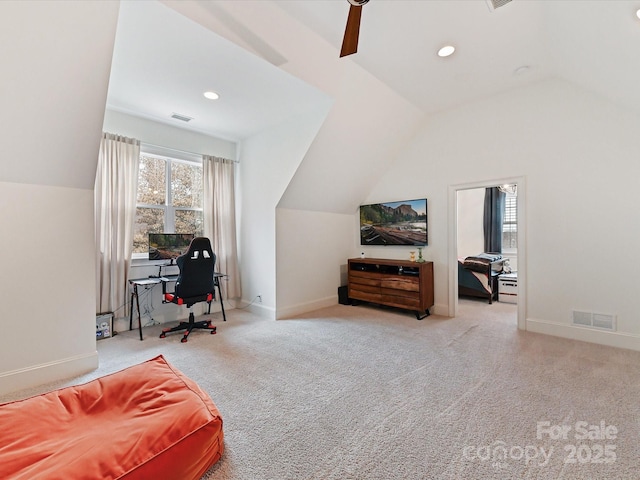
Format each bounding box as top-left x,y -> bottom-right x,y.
340,4 -> 363,57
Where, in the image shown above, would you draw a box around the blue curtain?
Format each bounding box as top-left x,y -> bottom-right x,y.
483,187 -> 505,253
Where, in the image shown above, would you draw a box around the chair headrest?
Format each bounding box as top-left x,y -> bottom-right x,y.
186,237 -> 213,257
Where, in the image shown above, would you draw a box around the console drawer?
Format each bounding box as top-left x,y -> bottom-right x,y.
380,277 -> 419,292
381,294 -> 421,309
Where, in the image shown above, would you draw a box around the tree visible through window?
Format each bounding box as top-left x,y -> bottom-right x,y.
133,153 -> 203,255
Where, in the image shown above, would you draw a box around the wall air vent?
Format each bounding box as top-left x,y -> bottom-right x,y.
592,313 -> 616,331
486,0 -> 513,11
170,112 -> 193,122
572,310 -> 592,327
572,310 -> 617,331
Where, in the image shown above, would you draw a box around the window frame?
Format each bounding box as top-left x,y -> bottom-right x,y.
502,190 -> 517,254
132,148 -> 204,260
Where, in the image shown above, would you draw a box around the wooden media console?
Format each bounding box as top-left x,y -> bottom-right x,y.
347,257 -> 434,319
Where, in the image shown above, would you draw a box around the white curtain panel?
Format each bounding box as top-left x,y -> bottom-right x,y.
203,155 -> 241,300
95,132 -> 140,315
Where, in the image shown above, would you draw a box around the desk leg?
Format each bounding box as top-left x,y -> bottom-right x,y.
216,282 -> 227,322
129,289 -> 134,331
134,284 -> 143,341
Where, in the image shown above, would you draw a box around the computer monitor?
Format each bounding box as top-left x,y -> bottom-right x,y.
148,233 -> 194,261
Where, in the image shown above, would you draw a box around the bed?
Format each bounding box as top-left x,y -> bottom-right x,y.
458,253 -> 505,304
0,355 -> 224,480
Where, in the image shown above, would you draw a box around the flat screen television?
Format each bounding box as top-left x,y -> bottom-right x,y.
359,198 -> 427,246
148,233 -> 195,261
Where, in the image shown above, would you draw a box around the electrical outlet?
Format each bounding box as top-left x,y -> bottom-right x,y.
257,294 -> 262,303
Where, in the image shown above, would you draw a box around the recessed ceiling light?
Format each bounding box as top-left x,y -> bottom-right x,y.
203,91 -> 219,100
636,8 -> 640,20
437,45 -> 456,58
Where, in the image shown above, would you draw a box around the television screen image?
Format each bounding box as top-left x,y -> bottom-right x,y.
148,233 -> 195,260
360,198 -> 427,246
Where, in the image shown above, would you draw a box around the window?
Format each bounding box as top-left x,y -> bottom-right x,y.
502,190 -> 517,250
133,152 -> 203,256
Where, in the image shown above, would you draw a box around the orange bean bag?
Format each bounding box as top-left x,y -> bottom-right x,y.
0,355 -> 224,480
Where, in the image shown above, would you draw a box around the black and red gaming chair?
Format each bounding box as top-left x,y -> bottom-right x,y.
160,237 -> 218,343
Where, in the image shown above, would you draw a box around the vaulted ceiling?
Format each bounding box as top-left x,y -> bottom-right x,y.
107,1 -> 331,141
108,0 -> 640,142
275,0 -> 640,115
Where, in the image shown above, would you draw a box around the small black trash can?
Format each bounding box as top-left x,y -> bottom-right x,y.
338,286 -> 351,305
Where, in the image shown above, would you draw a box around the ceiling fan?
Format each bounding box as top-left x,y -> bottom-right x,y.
340,0 -> 370,57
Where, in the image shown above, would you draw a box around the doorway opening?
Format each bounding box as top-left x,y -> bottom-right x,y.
448,177 -> 526,330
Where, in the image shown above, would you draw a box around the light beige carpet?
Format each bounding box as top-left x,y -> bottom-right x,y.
2,299 -> 640,479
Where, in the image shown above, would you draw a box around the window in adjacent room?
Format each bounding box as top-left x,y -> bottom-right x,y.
133,151 -> 203,256
502,188 -> 517,252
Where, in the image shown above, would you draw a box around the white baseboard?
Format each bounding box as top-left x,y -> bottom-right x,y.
526,318 -> 640,352
276,295 -> 337,319
0,351 -> 98,396
431,303 -> 449,317
248,303 -> 276,319
236,298 -> 275,319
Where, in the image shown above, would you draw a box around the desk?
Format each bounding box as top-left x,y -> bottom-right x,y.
129,273 -> 227,341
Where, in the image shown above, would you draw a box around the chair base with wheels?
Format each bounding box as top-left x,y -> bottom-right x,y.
161,290 -> 217,343
159,308 -> 216,343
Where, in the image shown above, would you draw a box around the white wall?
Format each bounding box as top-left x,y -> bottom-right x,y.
369,78 -> 640,349
0,183 -> 98,393
276,209 -> 355,318
0,1 -> 118,190
238,110 -> 330,317
456,188 -> 485,260
0,1 -> 119,395
103,110 -> 236,160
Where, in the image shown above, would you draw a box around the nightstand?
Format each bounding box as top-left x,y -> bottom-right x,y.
498,272 -> 518,303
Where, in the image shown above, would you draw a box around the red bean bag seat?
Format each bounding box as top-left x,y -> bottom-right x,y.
0,355 -> 224,480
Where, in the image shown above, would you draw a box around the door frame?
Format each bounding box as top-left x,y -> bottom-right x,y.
447,175 -> 526,330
